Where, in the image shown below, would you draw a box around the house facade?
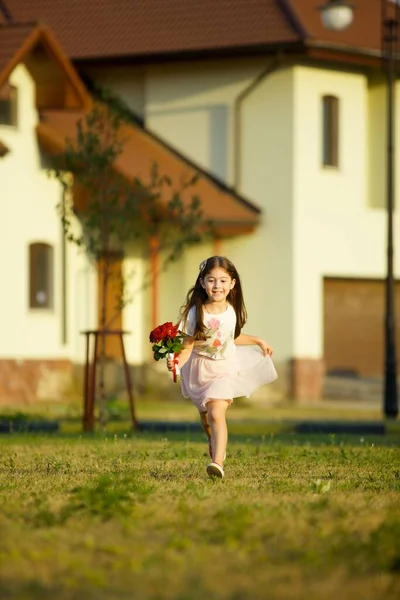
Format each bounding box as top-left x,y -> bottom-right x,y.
93,58 -> 400,399
0,32 -> 98,403
0,24 -> 259,404
1,0 -> 400,404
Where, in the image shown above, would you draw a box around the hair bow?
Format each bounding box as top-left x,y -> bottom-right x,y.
199,259 -> 207,272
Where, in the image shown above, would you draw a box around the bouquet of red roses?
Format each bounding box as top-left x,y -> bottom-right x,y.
149,322 -> 184,383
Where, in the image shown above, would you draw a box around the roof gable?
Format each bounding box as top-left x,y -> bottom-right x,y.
0,24 -> 91,109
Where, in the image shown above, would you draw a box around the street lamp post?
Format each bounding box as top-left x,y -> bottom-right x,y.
319,0 -> 399,419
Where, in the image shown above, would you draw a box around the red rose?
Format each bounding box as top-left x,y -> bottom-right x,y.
149,322 -> 179,343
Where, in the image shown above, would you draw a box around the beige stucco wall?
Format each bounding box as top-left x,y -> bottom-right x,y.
223,68 -> 295,364
144,58 -> 270,185
142,61 -> 295,370
368,75 -> 386,210
0,64 -> 97,362
368,75 -> 400,209
99,60 -> 294,369
84,59 -> 400,377
292,65 -> 400,359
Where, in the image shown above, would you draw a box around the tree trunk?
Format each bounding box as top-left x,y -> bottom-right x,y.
98,253 -> 110,430
97,168 -> 110,430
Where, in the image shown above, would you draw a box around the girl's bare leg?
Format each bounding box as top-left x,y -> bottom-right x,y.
206,400 -> 229,467
199,411 -> 212,439
199,411 -> 213,458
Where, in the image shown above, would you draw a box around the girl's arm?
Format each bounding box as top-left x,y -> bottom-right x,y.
235,333 -> 273,357
167,336 -> 194,371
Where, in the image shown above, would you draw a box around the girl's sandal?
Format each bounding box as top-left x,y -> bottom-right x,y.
207,462 -> 224,479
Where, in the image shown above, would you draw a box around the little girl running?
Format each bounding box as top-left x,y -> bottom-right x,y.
167,255 -> 277,479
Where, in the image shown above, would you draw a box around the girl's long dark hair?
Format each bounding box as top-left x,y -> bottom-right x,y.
179,256 -> 247,340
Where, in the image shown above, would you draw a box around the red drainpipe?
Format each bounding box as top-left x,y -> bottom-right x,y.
213,237 -> 222,256
150,236 -> 159,329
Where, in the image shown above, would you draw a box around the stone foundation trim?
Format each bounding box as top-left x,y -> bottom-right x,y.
290,358 -> 325,402
0,359 -> 73,404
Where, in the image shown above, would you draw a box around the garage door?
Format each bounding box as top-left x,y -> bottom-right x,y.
324,277 -> 400,377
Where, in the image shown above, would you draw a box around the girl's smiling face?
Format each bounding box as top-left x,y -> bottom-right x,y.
200,267 -> 235,305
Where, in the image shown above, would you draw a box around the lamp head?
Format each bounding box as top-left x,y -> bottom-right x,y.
319,0 -> 354,31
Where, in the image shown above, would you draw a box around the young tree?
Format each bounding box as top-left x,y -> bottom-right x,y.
52,103 -> 207,428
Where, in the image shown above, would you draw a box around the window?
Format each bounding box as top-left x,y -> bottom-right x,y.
0,83 -> 17,126
322,95 -> 339,167
29,243 -> 54,309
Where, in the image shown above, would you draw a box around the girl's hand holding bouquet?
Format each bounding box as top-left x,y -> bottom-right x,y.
149,322 -> 184,383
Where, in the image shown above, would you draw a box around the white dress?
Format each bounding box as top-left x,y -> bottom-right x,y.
179,304 -> 278,411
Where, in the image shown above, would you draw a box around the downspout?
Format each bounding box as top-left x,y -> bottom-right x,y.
213,237 -> 222,256
232,0 -> 308,190
233,54 -> 285,190
150,235 -> 159,330
61,181 -> 68,345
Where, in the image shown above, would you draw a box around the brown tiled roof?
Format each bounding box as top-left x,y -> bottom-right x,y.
4,0 -> 301,60
37,109 -> 260,235
0,0 -> 12,23
3,1 -> 389,63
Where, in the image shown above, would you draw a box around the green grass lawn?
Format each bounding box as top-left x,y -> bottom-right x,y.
0,430 -> 399,600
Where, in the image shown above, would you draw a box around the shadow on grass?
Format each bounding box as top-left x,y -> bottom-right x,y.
0,417 -> 391,438
0,406 -> 399,447
0,419 -> 59,434
1,427 -> 398,449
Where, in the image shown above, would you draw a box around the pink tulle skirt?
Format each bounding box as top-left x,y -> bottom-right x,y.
180,347 -> 278,411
